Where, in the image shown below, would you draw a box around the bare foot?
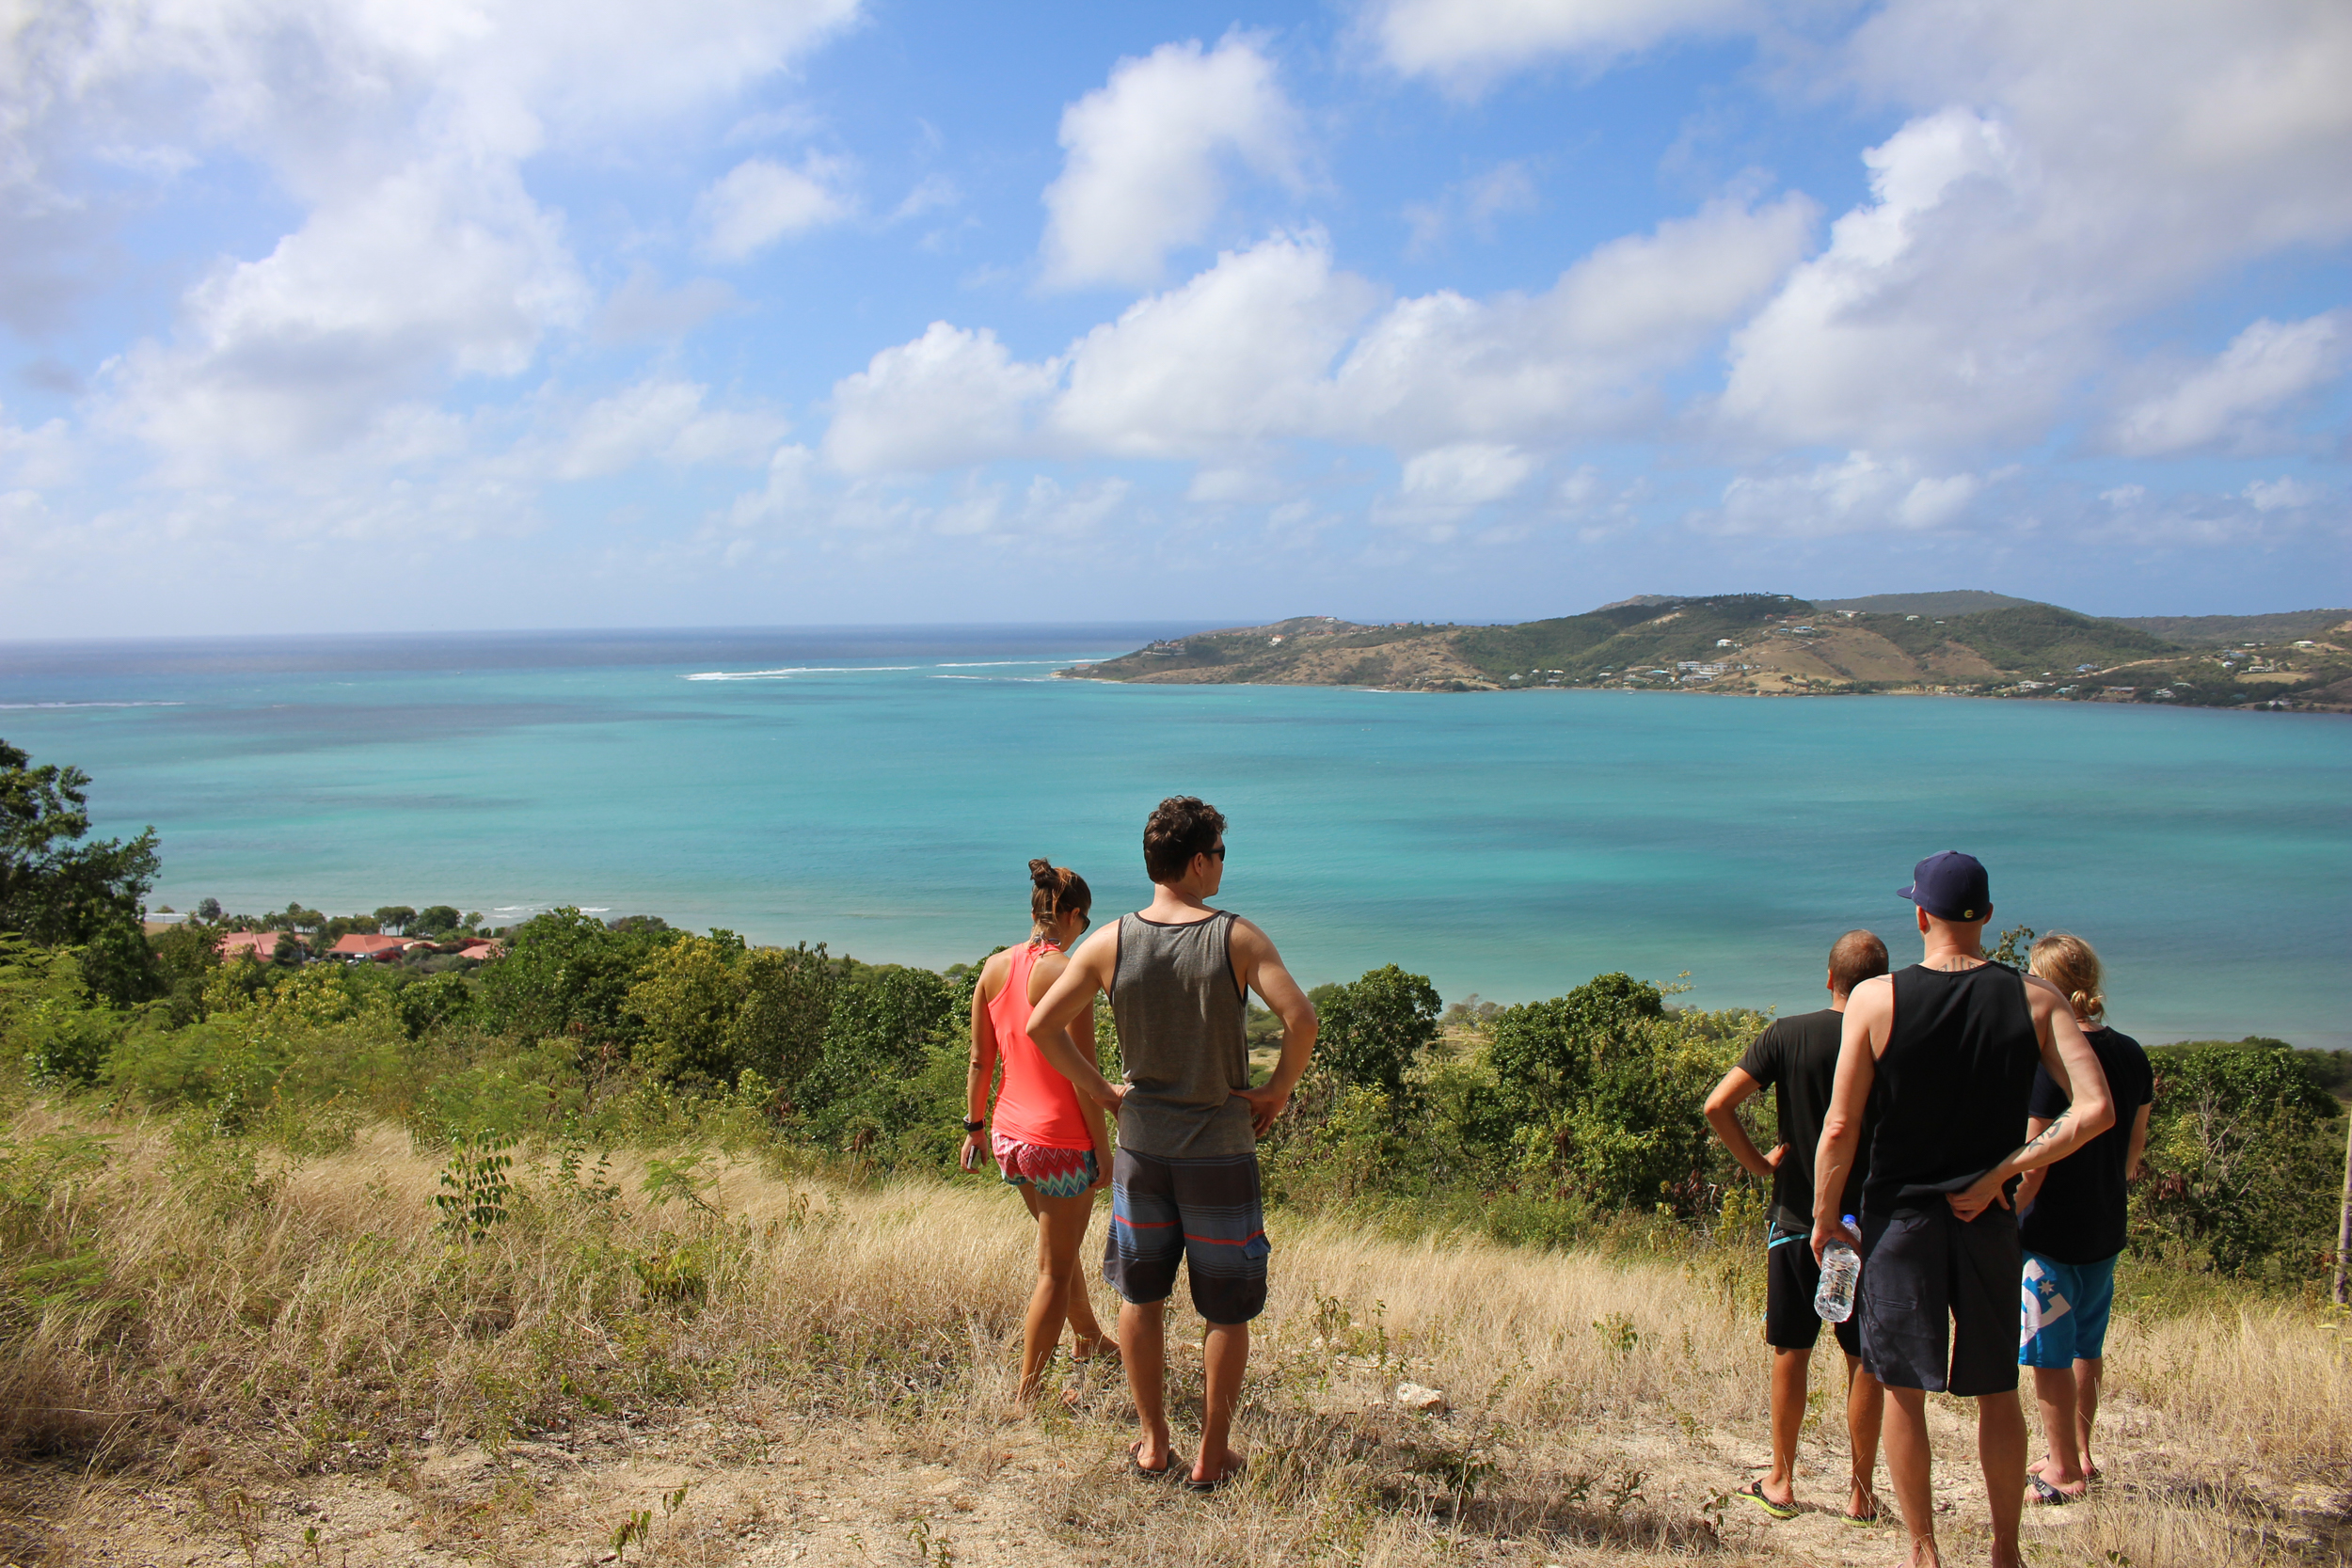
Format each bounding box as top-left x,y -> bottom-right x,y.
1073,1332 -> 1119,1362
1188,1446 -> 1246,1490
1847,1478 -> 1879,1521
1128,1435 -> 1175,1476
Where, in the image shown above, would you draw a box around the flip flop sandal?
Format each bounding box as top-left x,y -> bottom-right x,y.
1127,1441 -> 1179,1481
1184,1458 -> 1247,1494
1740,1480 -> 1800,1520
2030,1475 -> 2086,1506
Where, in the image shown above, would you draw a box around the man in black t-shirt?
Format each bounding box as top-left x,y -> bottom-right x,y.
1704,929 -> 1889,1522
1812,853 -> 2113,1568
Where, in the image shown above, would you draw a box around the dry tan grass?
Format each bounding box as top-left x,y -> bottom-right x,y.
2,1109 -> 2345,1566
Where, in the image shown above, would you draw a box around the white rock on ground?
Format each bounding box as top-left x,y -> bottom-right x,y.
1394,1382 -> 1447,1413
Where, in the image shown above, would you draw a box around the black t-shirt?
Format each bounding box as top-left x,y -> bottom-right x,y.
2019,1026 -> 2153,1264
1737,1007 -> 1863,1235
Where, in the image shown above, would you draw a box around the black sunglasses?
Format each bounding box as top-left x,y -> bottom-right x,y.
1206,843 -> 1226,861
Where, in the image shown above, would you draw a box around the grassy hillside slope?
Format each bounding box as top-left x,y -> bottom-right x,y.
1071,598 -> 2352,710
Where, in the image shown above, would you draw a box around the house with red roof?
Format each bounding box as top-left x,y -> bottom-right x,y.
216,930 -> 302,964
328,933 -> 424,963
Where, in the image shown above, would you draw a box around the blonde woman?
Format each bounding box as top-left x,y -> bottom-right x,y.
961,859 -> 1117,1404
2014,932 -> 2154,1502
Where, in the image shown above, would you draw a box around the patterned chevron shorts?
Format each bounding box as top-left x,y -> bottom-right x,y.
992,1132 -> 1099,1199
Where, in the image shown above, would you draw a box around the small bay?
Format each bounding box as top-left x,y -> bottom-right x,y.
3,626 -> 2344,1048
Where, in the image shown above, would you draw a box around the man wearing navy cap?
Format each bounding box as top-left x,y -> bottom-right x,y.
1810,852 -> 2114,1568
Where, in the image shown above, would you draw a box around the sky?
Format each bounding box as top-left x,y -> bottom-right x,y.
2,0 -> 2348,637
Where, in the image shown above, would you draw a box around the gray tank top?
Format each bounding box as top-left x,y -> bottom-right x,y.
1110,911 -> 1253,1159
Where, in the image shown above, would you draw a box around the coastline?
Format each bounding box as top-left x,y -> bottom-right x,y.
1061,600 -> 2352,713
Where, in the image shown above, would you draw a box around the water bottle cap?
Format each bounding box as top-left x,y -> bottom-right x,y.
1842,1214 -> 1856,1226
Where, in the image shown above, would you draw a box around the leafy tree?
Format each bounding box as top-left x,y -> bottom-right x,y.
0,738 -> 162,1005
472,907 -> 682,1063
795,966 -> 961,1157
147,917 -> 224,1027
373,905 -> 415,936
194,897 -> 223,922
2136,1041 -> 2344,1277
1486,974 -> 1732,1212
414,905 -> 463,937
1311,965 -> 1441,1125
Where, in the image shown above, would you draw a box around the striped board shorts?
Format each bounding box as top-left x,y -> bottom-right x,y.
992,1132 -> 1098,1199
1104,1146 -> 1269,1323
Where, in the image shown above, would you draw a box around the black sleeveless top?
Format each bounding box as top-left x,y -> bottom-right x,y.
1862,962 -> 2041,1214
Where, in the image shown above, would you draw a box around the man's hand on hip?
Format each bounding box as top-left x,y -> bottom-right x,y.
1238,1084 -> 1291,1135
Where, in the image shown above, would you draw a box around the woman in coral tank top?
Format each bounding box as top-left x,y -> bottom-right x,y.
961,859 -> 1117,1402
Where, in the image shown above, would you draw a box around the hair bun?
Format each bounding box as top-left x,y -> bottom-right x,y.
1028,857 -> 1054,884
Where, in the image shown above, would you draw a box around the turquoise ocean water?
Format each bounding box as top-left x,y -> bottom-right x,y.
2,627 -> 2345,1048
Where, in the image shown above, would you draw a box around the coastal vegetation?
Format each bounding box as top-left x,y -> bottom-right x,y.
3,739 -> 2347,1562
1072,594 -> 2352,709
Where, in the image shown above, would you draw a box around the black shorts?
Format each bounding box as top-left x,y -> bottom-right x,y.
1104,1147 -> 1269,1323
1766,1228 -> 1863,1355
1858,1205 -> 2022,1396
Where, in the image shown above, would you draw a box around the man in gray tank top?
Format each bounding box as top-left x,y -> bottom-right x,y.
1026,796 -> 1318,1491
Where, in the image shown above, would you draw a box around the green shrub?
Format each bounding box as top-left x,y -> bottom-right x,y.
2135,1040 -> 2344,1279
1486,975 -> 1743,1213
1316,964 -> 1441,1105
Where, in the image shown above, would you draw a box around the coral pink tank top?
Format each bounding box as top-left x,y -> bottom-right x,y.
987,941 -> 1092,1149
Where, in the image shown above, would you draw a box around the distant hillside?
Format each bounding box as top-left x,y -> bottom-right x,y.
1813,591 -> 2042,617
1069,596 -> 2352,711
2115,610 -> 2352,646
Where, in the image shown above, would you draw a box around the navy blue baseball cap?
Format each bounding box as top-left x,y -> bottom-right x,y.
1899,850 -> 1992,922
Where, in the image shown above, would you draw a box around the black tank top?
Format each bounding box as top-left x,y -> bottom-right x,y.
1862,962 -> 2041,1214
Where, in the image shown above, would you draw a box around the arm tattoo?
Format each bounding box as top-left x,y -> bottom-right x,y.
2013,1110 -> 2072,1168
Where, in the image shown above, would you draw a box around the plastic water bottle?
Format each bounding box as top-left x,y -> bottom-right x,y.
1815,1217 -> 1861,1323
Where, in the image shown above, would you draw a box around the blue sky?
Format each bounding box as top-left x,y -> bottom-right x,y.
3,0 -> 2347,636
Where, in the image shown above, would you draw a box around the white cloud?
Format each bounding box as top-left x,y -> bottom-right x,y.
2243,476 -> 2319,512
554,378 -> 786,479
2109,312 -> 2348,456
1052,232 -> 1378,457
106,156 -> 591,473
1363,0 -> 1757,94
830,196 -> 1809,475
9,0 -> 861,480
1334,193 -> 1813,448
696,154 -> 853,261
823,323 -> 1060,476
1717,1 -> 2352,455
592,268 -> 739,343
1701,451 -> 1985,536
1404,160 -> 1539,256
1040,34 -> 1304,289
0,408 -> 75,488
1374,441 -> 1539,538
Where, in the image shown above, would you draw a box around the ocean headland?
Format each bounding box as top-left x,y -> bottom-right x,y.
1067,592 -> 2352,711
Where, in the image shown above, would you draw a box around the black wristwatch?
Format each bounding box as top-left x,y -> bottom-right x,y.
961,1118 -> 984,1132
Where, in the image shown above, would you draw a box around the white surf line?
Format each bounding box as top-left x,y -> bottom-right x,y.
684,666 -> 921,680
0,700 -> 188,708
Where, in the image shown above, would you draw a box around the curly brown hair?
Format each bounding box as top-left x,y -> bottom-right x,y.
1142,796 -> 1226,884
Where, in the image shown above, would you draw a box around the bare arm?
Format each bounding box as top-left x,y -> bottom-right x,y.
1231,917 -> 1316,1135
1026,926 -> 1126,1112
961,954 -> 1008,1172
1811,976 -> 1889,1259
2125,1101 -> 2152,1181
1703,1068 -> 1783,1181
2013,1116 -> 2054,1211
1947,977 -> 2115,1220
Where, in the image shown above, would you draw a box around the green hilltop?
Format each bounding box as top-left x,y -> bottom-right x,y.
1070,595 -> 2352,711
